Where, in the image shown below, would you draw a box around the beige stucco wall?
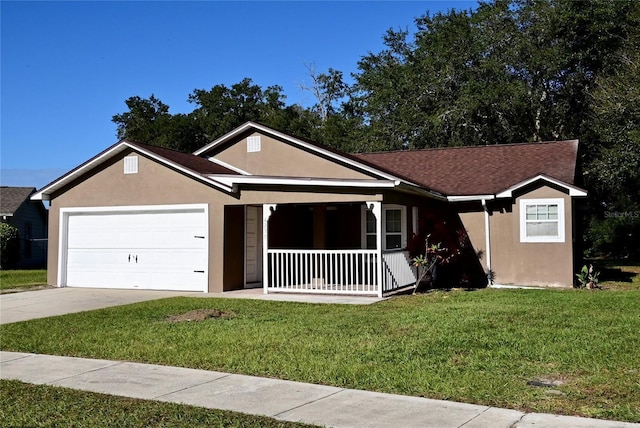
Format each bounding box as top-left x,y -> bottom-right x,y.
458,209 -> 487,271
212,132 -> 373,180
47,149 -> 386,293
457,186 -> 574,287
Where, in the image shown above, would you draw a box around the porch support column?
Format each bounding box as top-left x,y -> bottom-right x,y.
482,199 -> 493,286
367,201 -> 383,298
263,204 -> 277,294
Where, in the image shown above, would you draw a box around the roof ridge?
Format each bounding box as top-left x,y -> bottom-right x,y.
357,139 -> 578,156
124,140 -> 191,155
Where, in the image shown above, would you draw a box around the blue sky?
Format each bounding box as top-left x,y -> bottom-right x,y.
1,1 -> 477,190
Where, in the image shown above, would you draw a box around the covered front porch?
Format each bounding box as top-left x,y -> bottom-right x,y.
242,202 -> 418,297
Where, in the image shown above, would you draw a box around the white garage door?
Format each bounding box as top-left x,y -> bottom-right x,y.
63,205 -> 208,291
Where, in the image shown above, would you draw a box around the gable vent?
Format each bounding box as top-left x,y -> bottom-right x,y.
124,155 -> 139,174
247,136 -> 261,153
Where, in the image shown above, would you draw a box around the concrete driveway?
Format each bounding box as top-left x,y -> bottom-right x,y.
0,287 -> 384,325
0,288 -> 201,324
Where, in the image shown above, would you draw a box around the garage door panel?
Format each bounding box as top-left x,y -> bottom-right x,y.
149,230 -> 206,248
142,249 -> 205,267
67,249 -> 125,267
64,207 -> 208,291
68,231 -> 141,249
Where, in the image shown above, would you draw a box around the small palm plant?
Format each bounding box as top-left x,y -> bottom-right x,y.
575,264 -> 601,289
411,235 -> 450,294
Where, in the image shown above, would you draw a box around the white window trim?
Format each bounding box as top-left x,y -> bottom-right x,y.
361,204 -> 407,250
519,198 -> 565,243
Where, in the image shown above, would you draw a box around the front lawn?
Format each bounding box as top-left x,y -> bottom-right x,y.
0,379 -> 316,428
0,269 -> 48,292
1,289 -> 638,422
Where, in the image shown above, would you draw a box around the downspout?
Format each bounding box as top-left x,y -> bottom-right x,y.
482,198 -> 493,286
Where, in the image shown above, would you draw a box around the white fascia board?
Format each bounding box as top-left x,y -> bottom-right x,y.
31,142 -> 233,201
193,122 -> 406,183
210,174 -> 398,189
206,156 -> 252,175
447,195 -> 495,202
496,174 -> 587,198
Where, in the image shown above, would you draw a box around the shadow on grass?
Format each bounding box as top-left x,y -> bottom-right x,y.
599,267 -> 637,283
586,258 -> 640,283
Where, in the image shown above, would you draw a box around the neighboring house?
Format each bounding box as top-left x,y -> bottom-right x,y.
32,122 -> 586,294
1,186 -> 48,268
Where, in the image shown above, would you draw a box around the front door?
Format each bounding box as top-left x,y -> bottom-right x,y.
245,206 -> 263,284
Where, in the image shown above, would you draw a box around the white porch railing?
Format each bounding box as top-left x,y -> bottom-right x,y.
381,250 -> 418,293
265,249 -> 416,295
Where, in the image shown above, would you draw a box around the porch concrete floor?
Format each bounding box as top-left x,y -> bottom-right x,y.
211,287 -> 386,305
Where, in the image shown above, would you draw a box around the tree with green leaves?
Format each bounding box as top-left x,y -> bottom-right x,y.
188,78 -> 282,140
584,49 -> 640,258
352,0 -> 639,151
112,78 -> 335,153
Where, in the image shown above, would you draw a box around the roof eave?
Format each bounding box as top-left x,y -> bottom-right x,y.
208,174 -> 446,201
205,157 -> 252,175
495,174 -> 588,198
31,141 -> 234,201
209,174 -> 399,189
396,182 -> 447,201
447,195 -> 496,202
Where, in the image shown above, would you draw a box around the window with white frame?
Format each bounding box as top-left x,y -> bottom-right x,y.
363,205 -> 406,250
520,198 -> 565,243
385,208 -> 403,249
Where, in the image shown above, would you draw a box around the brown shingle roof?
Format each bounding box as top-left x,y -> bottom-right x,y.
128,142 -> 239,175
354,140 -> 579,196
0,187 -> 37,215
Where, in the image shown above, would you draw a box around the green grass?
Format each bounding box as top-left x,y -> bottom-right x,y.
0,269 -> 47,291
0,379 -> 316,428
1,289 -> 639,422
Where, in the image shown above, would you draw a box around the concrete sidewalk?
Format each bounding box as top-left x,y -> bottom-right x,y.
1,351 -> 637,428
